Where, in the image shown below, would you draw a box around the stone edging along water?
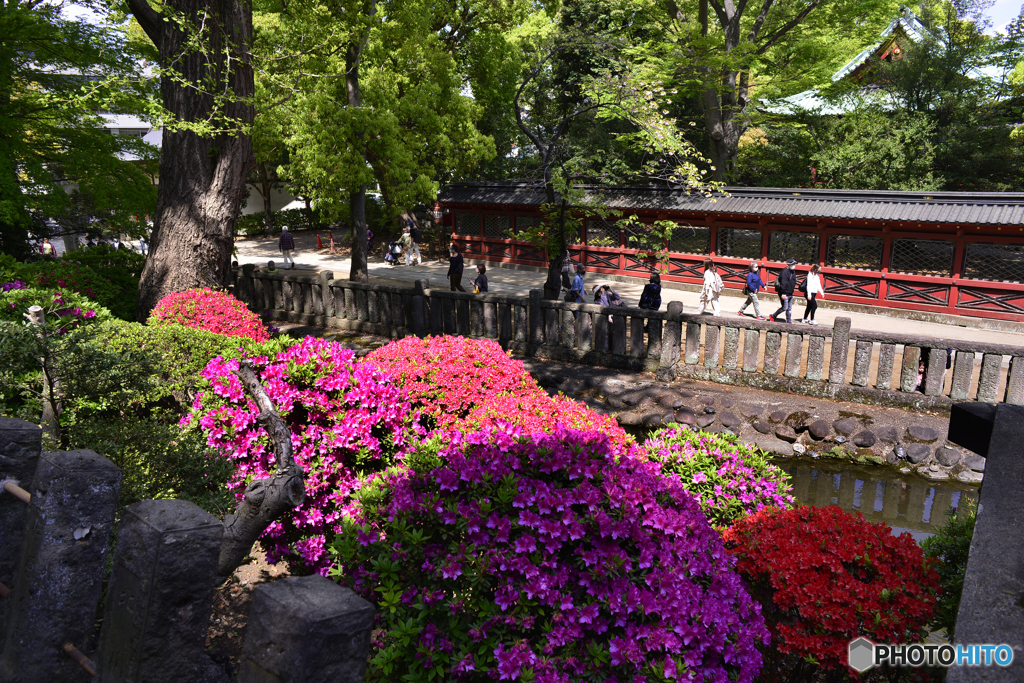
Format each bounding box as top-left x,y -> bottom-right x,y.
233,267 -> 1024,417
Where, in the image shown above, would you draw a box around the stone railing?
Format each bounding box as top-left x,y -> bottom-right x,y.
234,268 -> 1024,412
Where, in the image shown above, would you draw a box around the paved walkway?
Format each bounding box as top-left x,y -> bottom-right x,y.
237,235 -> 1024,347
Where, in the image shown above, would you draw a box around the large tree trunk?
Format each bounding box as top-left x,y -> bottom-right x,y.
128,0 -> 256,319
346,6 -> 374,283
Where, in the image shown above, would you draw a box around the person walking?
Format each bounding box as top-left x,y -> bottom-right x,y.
770,259 -> 798,323
738,262 -> 766,319
279,227 -> 295,269
638,273 -> 662,310
448,244 -> 466,291
40,238 -> 54,256
561,251 -> 573,292
471,264 -> 488,293
568,264 -> 586,302
399,227 -> 414,266
801,264 -> 824,325
409,221 -> 422,265
697,258 -> 723,315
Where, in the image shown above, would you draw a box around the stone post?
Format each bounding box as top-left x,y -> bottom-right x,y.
722,327 -> 739,370
924,347 -> 946,396
410,295 -> 429,337
851,341 -> 872,387
469,301 -> 484,337
828,317 -> 851,384
544,309 -> 558,346
900,346 -> 920,393
355,290 -> 368,321
763,331 -> 781,375
629,317 -> 645,358
513,304 -> 527,342
368,290 -> 380,324
96,500 -> 224,683
0,418 -> 41,624
559,309 -> 575,348
0,450 -> 121,683
483,302 -> 498,338
946,403 -> 1024,682
578,312 -> 593,351
498,303 -> 513,344
529,290 -> 543,345
950,351 -> 975,401
442,298 -> 456,335
237,575 -> 375,683
646,319 -> 662,360
876,343 -> 896,390
657,302 -> 683,377
684,323 -> 701,365
456,299 -> 470,337
611,315 -> 627,356
319,271 -> 334,317
344,288 -> 356,320
977,353 -> 1003,403
742,329 -> 760,373
703,326 -> 720,369
784,333 -> 803,378
1005,356 -> 1024,405
594,313 -> 609,353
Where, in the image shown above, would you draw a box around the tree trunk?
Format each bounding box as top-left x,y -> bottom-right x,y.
128,0 -> 255,319
346,4 -> 375,283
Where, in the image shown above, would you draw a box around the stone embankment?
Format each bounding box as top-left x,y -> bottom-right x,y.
523,360 -> 985,486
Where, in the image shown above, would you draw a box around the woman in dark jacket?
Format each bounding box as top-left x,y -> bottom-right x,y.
638,273 -> 662,310
448,245 -> 466,292
472,264 -> 488,293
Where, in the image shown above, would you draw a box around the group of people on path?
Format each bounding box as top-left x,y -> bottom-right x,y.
563,257 -> 663,312
446,244 -> 487,293
702,258 -> 824,324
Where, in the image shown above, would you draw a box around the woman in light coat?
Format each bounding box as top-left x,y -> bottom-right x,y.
697,258 -> 723,315
801,264 -> 824,325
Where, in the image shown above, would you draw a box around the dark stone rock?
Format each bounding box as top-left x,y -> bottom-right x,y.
885,450 -> 900,465
755,436 -> 794,457
807,419 -> 831,440
677,389 -> 695,398
964,454 -> 986,472
775,425 -> 798,443
559,378 -> 588,395
674,408 -> 696,426
617,412 -> 642,426
935,447 -> 961,468
753,420 -> 772,434
738,405 -> 763,418
721,398 -> 735,408
906,443 -> 932,464
657,393 -> 680,408
833,418 -> 858,436
720,411 -> 741,428
704,425 -> 728,435
853,431 -> 877,448
704,406 -> 716,415
876,426 -> 900,443
769,410 -> 787,423
907,425 -> 940,443
607,395 -> 627,410
697,395 -> 716,405
671,397 -> 687,409
643,412 -> 666,427
621,392 -> 642,407
696,414 -> 716,429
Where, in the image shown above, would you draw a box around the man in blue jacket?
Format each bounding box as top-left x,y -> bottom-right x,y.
770,259 -> 798,323
738,262 -> 766,319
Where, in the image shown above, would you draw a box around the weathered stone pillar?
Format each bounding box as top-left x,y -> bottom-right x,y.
469,301 -> 484,338
442,298 -> 456,335
529,290 -> 543,345
344,288 -> 356,320
456,299 -> 470,337
924,347 -> 946,396
1005,356 -> 1024,405
876,343 -> 896,390
0,418 -> 41,623
947,403 -> 1024,682
514,304 -> 528,342
684,323 -> 701,365
356,290 -> 369,322
806,336 -> 826,381
282,280 -> 294,312
544,309 -> 558,346
611,315 -> 627,355
368,290 -> 380,324
742,329 -> 760,373
0,450 -> 121,683
722,327 -> 739,370
410,296 -> 429,337
784,333 -> 803,378
977,353 -> 1003,403
629,317 -> 645,358
319,271 -> 334,317
900,346 -> 921,393
646,319 -> 662,360
483,302 -> 498,339
828,317 -> 851,384
763,331 -> 781,375
851,341 -> 872,387
559,309 -> 575,348
95,500 -> 223,683
657,302 -> 683,375
578,312 -> 593,352
498,303 -> 513,344
594,313 -> 610,353
703,325 -> 720,368
950,351 -> 974,401
379,292 -> 392,327
237,576 -> 375,683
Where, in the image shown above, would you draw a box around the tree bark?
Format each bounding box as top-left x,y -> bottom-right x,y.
128,0 -> 256,319
346,2 -> 376,283
257,161 -> 275,233
218,360 -> 305,577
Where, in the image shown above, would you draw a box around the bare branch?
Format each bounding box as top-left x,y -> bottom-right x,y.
755,0 -> 826,55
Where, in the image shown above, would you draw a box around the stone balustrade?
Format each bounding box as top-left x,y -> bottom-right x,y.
235,268 -> 1024,412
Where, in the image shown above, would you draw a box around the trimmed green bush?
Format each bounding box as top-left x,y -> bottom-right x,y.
921,501 -> 977,640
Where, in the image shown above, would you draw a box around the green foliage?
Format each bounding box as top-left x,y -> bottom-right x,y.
236,208 -> 323,237
0,287 -> 113,325
921,501 -> 977,640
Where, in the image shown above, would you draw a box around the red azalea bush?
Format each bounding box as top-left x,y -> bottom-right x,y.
723,506 -> 941,681
149,288 -> 269,341
185,337 -> 422,573
334,424 -> 768,683
363,336 -> 541,429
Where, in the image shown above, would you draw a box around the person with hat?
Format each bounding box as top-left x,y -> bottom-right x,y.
770,259 -> 798,323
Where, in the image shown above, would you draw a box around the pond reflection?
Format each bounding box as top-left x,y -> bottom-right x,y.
775,459 -> 979,543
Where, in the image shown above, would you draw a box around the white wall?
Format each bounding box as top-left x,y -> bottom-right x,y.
243,184 -> 304,215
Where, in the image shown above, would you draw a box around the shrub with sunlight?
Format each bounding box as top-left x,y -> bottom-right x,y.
333,424 -> 768,683
149,288 -> 269,341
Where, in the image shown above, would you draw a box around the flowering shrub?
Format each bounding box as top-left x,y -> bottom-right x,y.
363,336 -> 540,429
462,391 -> 630,450
334,424 -> 768,683
723,506 -> 940,679
1,286 -> 109,327
16,259 -> 128,319
149,288 -> 270,342
186,337 -> 421,573
644,426 -> 794,526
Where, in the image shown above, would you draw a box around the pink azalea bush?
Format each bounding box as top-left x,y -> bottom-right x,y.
149,288 -> 269,342
333,424 -> 768,683
185,337 -> 422,573
363,336 -> 541,429
644,426 -> 795,527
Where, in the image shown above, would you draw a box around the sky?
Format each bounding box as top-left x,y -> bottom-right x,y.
988,0 -> 1024,33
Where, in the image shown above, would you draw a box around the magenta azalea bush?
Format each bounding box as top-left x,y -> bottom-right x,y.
185,337 -> 423,573
333,424 -> 768,683
149,288 -> 269,341
644,426 -> 795,527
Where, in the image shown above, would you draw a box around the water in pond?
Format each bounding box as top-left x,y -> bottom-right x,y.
775,459 -> 978,543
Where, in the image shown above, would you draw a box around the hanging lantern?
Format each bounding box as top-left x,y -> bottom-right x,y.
433,201 -> 442,223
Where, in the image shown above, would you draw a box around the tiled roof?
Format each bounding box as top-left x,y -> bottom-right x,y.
438,182 -> 1024,226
